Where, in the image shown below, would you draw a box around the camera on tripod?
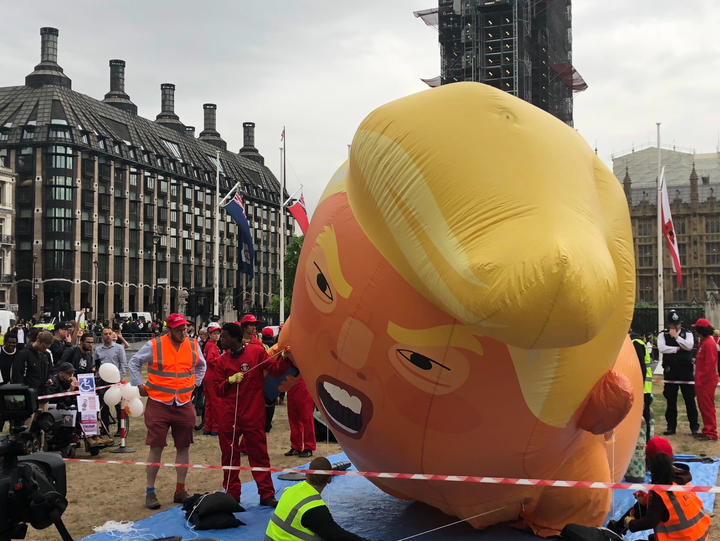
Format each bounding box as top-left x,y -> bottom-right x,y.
0,385 -> 72,541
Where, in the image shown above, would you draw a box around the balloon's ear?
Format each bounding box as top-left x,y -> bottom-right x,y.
577,369 -> 634,435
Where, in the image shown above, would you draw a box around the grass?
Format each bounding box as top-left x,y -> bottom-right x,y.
649,384 -> 720,541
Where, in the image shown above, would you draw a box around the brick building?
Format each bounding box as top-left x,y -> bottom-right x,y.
0,28 -> 293,321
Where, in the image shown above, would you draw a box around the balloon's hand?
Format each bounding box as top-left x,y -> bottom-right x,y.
228,372 -> 244,384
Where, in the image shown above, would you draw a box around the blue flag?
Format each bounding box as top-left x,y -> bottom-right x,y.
223,193 -> 255,279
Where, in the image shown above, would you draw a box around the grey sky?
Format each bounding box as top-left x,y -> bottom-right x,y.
2,0 -> 719,216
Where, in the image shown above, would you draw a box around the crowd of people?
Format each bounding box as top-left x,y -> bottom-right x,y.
631,309 -> 720,442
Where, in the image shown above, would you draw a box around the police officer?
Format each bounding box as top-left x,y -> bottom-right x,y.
658,310 -> 699,436
631,332 -> 653,440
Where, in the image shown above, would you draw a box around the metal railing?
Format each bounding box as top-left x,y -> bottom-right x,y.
0,235 -> 14,244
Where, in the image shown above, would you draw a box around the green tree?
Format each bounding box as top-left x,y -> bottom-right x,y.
269,235 -> 305,314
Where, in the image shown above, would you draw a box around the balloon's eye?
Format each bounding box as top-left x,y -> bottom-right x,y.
397,349 -> 450,371
314,262 -> 333,301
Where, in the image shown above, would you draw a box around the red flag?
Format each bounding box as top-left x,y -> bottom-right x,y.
660,167 -> 682,286
288,196 -> 309,235
280,128 -> 285,142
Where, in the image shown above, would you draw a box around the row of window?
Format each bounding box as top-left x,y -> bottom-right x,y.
636,217 -> 720,236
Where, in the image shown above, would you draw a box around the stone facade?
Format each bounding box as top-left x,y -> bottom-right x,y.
619,147 -> 720,306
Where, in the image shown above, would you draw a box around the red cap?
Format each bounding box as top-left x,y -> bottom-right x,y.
239,314 -> 260,326
692,318 -> 712,328
262,327 -> 274,338
166,313 -> 188,328
646,436 -> 673,459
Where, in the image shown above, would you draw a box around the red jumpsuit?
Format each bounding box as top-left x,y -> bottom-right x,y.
696,335 -> 719,440
213,343 -> 291,502
287,376 -> 316,452
203,340 -> 221,434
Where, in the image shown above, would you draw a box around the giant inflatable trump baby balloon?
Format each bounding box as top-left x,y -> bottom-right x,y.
280,82 -> 641,536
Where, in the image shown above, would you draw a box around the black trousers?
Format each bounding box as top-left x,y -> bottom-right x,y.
663,383 -> 699,432
643,393 -> 653,440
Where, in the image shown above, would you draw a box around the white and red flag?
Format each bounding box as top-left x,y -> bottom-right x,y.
660,167 -> 682,286
288,195 -> 309,235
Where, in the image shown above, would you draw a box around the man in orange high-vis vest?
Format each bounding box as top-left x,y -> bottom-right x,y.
129,313 -> 206,510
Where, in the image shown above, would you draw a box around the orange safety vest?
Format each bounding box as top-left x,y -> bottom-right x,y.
146,335 -> 200,404
655,486 -> 711,541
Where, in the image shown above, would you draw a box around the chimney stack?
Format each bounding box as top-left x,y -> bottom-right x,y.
25,27 -> 72,89
198,104 -> 227,150
185,126 -> 195,138
110,60 -> 126,93
239,122 -> 264,165
203,104 -> 217,132
154,83 -> 185,135
40,27 -> 59,64
161,84 -> 176,114
103,59 -> 137,114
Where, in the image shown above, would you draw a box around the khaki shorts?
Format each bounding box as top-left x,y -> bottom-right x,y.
144,398 -> 196,449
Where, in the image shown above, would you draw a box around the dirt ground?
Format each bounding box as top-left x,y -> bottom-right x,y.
9,383 -> 720,540
29,400 -> 341,540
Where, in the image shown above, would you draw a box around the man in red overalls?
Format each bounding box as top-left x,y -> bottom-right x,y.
202,322 -> 222,436
692,318 -> 718,441
284,376 -> 317,458
213,322 -> 291,506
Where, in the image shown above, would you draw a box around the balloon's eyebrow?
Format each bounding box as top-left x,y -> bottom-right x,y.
387,321 -> 483,356
315,225 -> 353,299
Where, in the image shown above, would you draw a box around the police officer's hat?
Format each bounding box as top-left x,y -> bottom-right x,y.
668,310 -> 682,324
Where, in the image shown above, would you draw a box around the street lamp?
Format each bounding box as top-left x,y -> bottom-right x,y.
93,259 -> 99,322
152,233 -> 161,320
32,254 -> 38,316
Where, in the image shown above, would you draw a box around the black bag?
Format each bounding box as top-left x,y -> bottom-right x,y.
182,492 -> 246,530
561,524 -> 624,541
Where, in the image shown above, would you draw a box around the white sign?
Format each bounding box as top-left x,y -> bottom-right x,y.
78,373 -> 96,395
157,278 -> 168,285
81,413 -> 98,436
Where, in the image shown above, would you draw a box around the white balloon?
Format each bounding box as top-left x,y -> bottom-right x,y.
128,397 -> 144,417
121,384 -> 140,401
99,363 -> 121,384
104,385 -> 122,407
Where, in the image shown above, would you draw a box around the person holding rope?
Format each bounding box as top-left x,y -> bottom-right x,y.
265,456 -> 381,541
691,318 -> 718,441
129,313 -> 206,510
213,322 -> 291,507
658,310 -> 699,436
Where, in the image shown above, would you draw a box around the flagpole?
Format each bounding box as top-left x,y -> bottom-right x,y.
280,127 -> 286,325
214,150 -> 220,318
657,123 -> 664,339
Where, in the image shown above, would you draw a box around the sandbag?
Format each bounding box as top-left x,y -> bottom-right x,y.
183,492 -> 245,530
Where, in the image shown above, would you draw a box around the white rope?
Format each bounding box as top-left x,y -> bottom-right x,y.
611,430 -> 616,518
395,503 -> 518,541
91,520 -> 155,541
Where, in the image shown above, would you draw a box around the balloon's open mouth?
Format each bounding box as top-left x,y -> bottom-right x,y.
317,375 -> 373,439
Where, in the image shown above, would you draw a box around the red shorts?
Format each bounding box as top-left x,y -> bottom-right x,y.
144,398 -> 196,449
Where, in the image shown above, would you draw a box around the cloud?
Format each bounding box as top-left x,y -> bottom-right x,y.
2,0 -> 719,217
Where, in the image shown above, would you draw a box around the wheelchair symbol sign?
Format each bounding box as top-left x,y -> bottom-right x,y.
78,373 -> 95,394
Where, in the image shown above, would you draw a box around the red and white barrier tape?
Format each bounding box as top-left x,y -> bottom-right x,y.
651,379 -> 720,385
62,458 -> 720,493
39,384 -> 112,400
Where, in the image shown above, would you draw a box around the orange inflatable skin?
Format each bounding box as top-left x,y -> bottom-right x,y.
280,188 -> 641,535
281,84 -> 641,536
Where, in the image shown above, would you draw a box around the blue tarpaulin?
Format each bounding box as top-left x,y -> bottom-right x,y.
82,453 -> 719,541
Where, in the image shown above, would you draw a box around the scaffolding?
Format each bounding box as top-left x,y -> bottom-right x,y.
421,0 -> 586,126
